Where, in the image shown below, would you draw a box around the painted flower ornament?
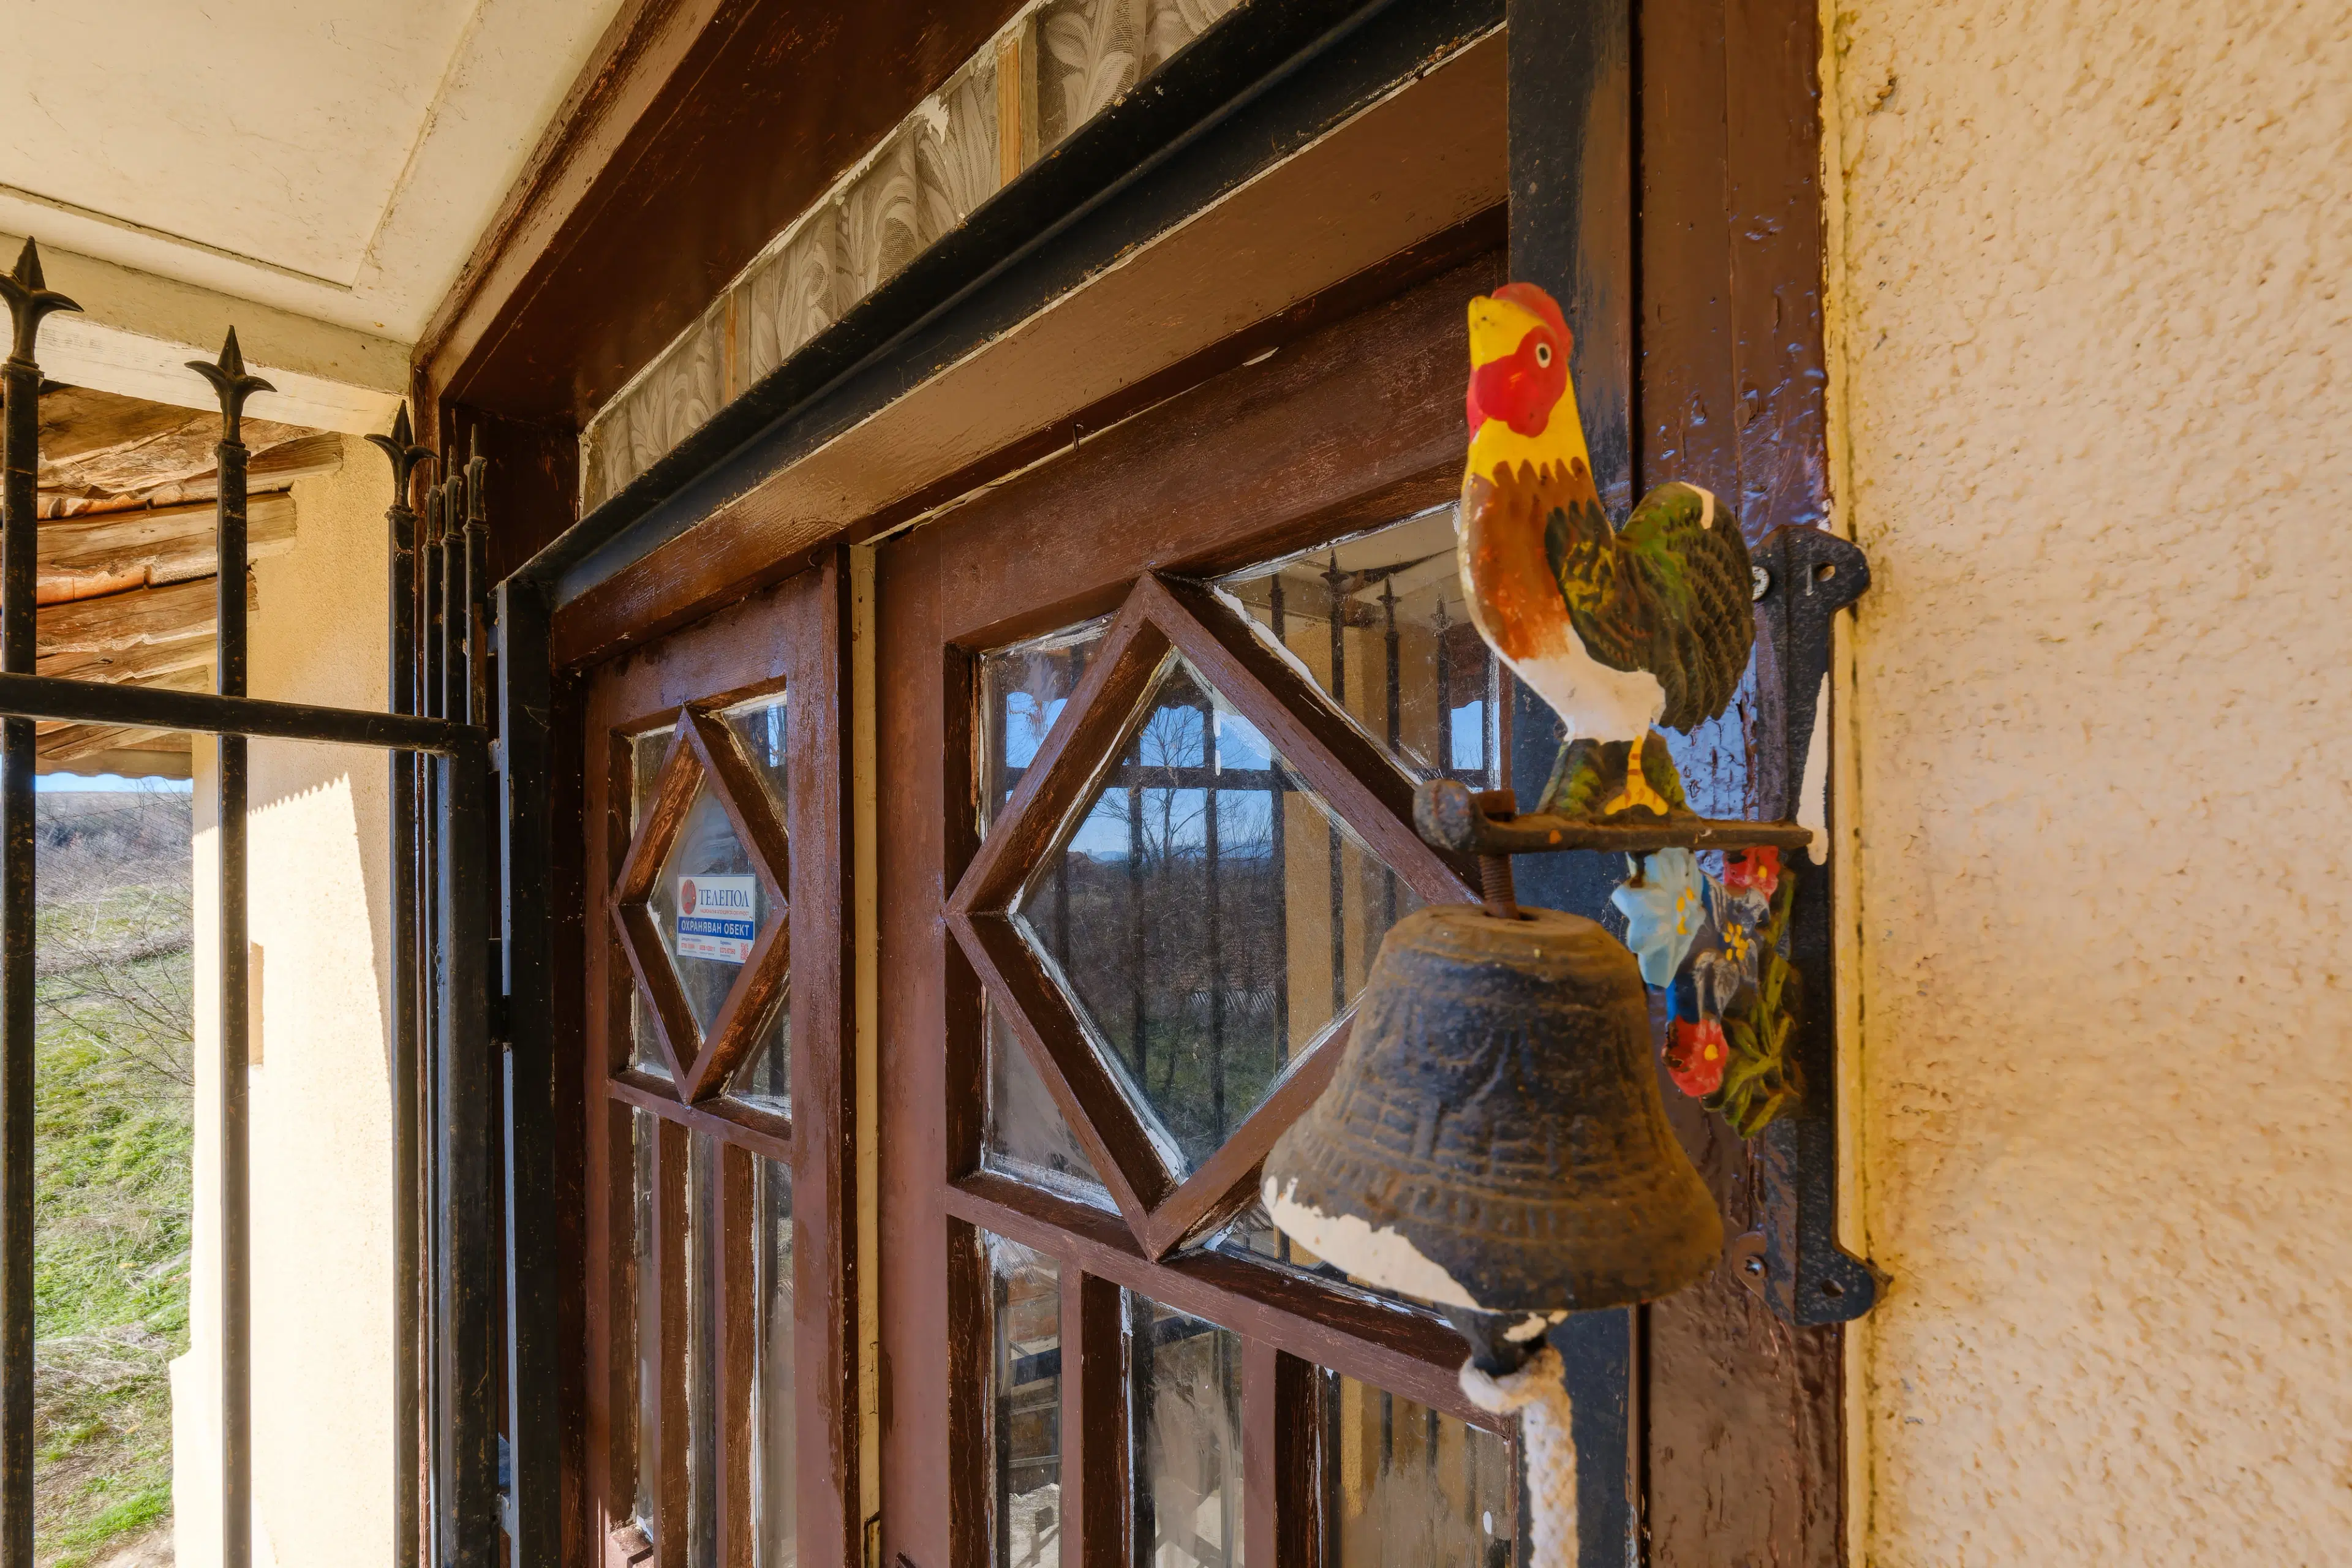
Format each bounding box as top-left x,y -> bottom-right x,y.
1610,848 -> 1706,986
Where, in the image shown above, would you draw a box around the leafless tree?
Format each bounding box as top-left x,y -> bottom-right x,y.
32,787 -> 194,1091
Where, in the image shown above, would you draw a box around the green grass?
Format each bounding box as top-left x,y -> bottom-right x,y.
32,940 -> 191,1568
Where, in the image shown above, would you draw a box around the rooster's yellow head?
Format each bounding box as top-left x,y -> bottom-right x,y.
1466,282 -> 1591,480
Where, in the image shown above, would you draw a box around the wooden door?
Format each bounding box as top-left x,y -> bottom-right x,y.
877,253 -> 1542,1568
580,559 -> 858,1568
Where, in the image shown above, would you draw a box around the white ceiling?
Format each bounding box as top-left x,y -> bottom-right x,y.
0,0 -> 627,348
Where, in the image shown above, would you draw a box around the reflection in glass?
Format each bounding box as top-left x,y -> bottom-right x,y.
1322,1370 -> 1517,1568
984,997 -> 1111,1205
722,693 -> 793,1111
978,616 -> 1114,832
1014,655 -> 1420,1174
649,788 -> 782,1044
1129,1295 -> 1244,1568
987,1234 -> 1063,1568
631,726 -> 679,1074
631,1108 -> 660,1536
756,1156 -> 796,1566
1215,505 -> 1506,790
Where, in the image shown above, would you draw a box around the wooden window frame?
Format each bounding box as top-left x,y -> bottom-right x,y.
946,570 -> 1479,1259
582,557 -> 857,1568
881,249 -> 1523,1568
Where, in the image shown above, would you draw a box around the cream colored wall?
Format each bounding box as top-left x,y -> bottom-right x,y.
1823,0 -> 2352,1558
174,449 -> 394,1568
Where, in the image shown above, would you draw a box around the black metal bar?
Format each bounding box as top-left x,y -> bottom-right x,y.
443,477 -> 467,726
0,671 -> 475,753
0,238 -> 74,1568
436,740 -> 500,1567
1754,526 -> 1883,1325
464,458 -> 491,730
368,412 -> 434,1568
190,328 -> 272,1568
496,579 -> 560,1568
419,476 -> 447,1545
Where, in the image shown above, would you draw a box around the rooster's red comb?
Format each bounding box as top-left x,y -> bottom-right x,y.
1492,282 -> 1572,351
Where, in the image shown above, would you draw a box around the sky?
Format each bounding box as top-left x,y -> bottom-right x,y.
35,773 -> 194,794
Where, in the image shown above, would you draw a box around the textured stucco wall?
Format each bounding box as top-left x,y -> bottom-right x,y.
175,447 -> 393,1568
1825,0 -> 2352,1559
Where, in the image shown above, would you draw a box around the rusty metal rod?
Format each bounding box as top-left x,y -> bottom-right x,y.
192,328 -> 271,1568
368,412 -> 433,1568
0,672 -> 477,754
0,238 -> 74,1568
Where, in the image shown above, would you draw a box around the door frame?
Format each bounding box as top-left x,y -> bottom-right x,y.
578,557 -> 859,1568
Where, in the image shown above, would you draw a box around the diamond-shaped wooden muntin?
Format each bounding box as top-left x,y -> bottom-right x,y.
613,706 -> 792,1104
947,573 -> 1476,1260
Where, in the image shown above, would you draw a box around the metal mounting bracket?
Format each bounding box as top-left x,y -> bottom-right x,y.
1408,523 -> 1885,1325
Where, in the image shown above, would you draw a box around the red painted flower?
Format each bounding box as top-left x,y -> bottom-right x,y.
1722,846 -> 1782,896
1664,1019 -> 1728,1098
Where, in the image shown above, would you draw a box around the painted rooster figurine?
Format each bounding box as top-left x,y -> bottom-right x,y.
1457,283 -> 1754,816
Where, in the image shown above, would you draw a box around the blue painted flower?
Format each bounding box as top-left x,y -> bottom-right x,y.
1611,849 -> 1706,987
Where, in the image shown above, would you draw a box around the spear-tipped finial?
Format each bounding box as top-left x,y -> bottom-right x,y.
0,238 -> 82,366
364,402 -> 437,508
187,326 -> 276,444
464,445 -> 488,526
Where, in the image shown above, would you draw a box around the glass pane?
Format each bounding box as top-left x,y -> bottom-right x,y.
987,1234 -> 1063,1568
1128,1295 -> 1244,1568
687,1133 -> 719,1568
650,786 -> 783,1041
722,690 -> 791,813
631,1108 -> 660,1534
1322,1370 -> 1517,1568
984,997 -> 1111,1205
1015,654 -> 1420,1175
756,1157 -> 796,1567
1214,505 -> 1506,790
978,616 -> 1114,833
632,724 -> 677,827
631,726 -> 679,1075
722,693 -> 794,1111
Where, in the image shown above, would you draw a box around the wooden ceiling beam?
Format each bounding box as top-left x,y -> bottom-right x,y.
38,574 -> 249,658
38,631 -> 215,685
39,491 -> 295,602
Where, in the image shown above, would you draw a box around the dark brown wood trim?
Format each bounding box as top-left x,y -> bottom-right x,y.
608,1074 -> 792,1166
944,911 -> 1174,1223
712,1142 -> 756,1568
943,600 -> 1169,920
1061,1271 -> 1128,1568
651,1116 -> 689,1568
944,1174 -> 1494,1430
1632,0 -> 1847,1554
1242,1342 -> 1321,1568
943,1219 -> 990,1568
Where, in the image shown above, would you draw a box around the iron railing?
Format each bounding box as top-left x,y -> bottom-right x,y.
0,239 -> 501,1568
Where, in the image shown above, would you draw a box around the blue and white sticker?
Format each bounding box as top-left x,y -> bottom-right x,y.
675,875 -> 758,963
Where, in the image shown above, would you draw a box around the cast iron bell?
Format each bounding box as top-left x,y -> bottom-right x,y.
1263,896 -> 1721,1333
